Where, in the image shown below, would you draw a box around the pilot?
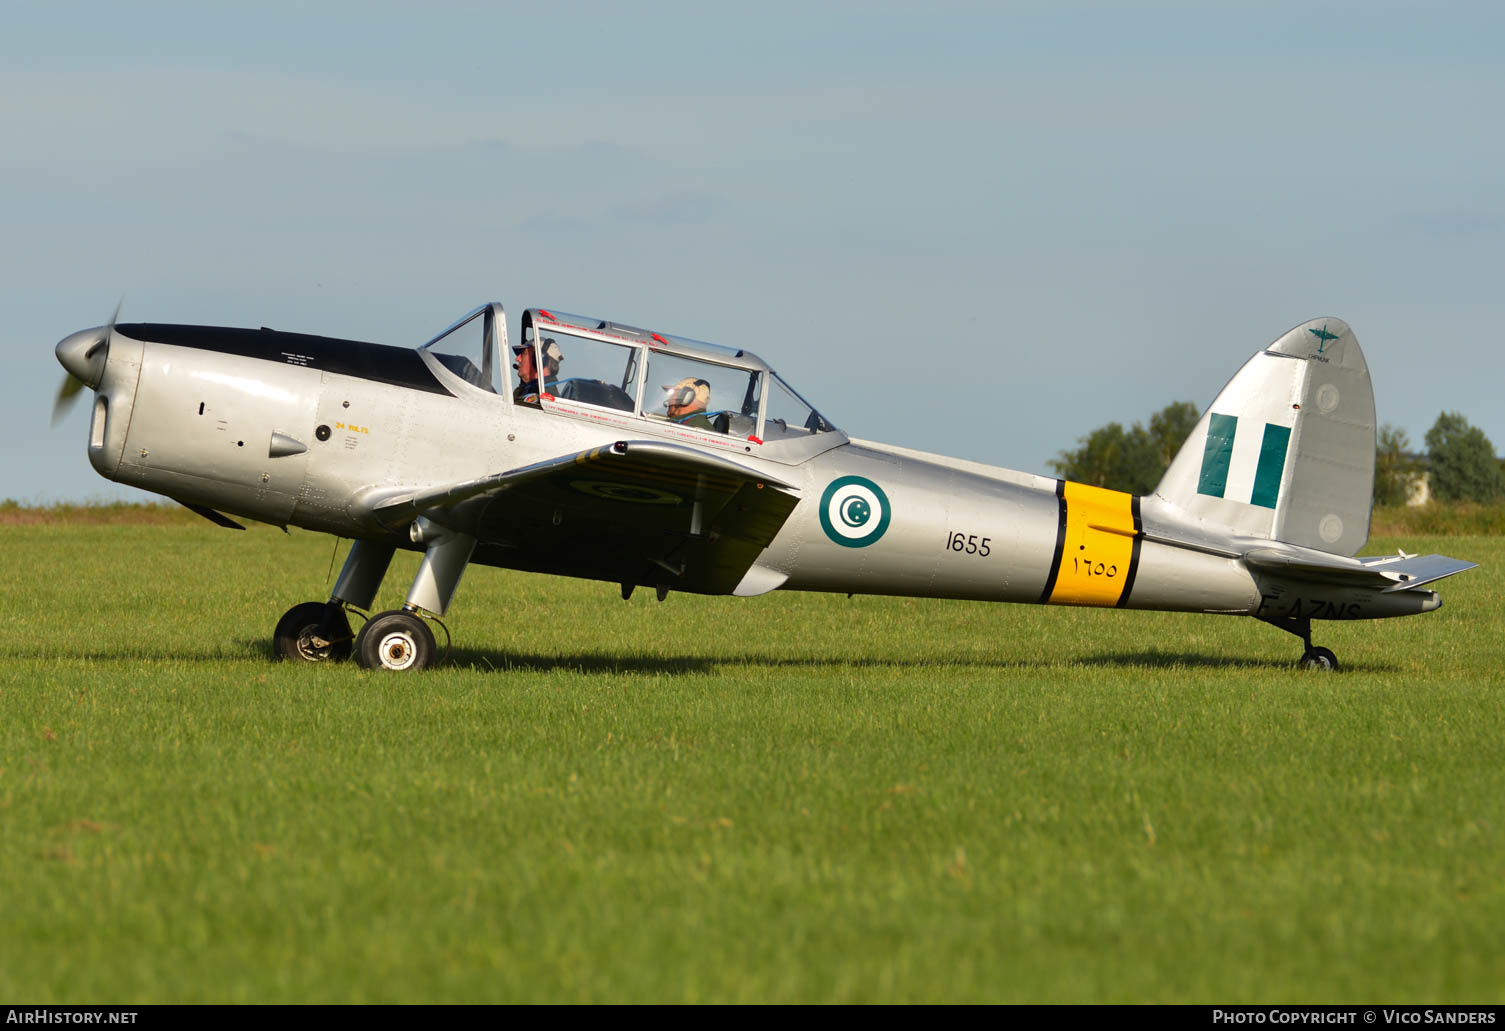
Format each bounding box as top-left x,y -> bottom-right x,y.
513,337 -> 563,402
664,377 -> 715,430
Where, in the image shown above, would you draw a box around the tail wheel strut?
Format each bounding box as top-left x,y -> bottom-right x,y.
1257,614 -> 1341,673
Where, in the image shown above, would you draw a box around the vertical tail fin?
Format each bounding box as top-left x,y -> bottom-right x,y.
1153,317 -> 1375,556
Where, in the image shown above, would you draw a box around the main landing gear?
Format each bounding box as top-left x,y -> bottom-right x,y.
273,600 -> 353,663
1259,614 -> 1341,672
354,609 -> 437,671
273,523 -> 475,673
273,601 -> 444,671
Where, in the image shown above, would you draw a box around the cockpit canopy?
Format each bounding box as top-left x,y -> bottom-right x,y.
420,304 -> 837,445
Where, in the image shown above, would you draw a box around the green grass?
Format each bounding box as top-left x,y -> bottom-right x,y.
1,523 -> 1501,1003
1371,501 -> 1505,536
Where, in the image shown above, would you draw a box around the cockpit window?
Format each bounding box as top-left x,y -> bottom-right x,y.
421,309 -> 495,393
518,307 -> 839,446
520,328 -> 640,412
764,373 -> 834,438
644,351 -> 761,438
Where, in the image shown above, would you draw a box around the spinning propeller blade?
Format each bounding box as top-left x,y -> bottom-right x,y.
51,297 -> 121,426
51,374 -> 87,426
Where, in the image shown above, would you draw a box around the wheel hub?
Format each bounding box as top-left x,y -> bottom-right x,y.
377,631 -> 419,670
295,625 -> 332,661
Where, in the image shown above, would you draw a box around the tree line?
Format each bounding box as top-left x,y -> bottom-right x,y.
1051,404 -> 1505,504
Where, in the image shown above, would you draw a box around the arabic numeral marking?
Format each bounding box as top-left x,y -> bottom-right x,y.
946,531 -> 991,558
1072,557 -> 1119,578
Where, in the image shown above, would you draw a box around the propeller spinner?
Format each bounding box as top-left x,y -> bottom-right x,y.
52,300 -> 120,425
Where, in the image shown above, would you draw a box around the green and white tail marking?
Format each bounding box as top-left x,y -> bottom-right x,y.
1196,414 -> 1293,510
1154,317 -> 1375,557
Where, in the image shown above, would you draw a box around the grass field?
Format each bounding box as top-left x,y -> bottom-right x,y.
1,519 -> 1501,1003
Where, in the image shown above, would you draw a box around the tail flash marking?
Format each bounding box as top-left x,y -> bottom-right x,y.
1197,414 -> 1293,509
1197,413 -> 1237,498
1250,423 -> 1292,509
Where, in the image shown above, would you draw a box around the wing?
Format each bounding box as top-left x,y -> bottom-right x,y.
365,440 -> 801,596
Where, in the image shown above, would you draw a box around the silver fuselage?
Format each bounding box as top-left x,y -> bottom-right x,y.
71,317 -> 1438,627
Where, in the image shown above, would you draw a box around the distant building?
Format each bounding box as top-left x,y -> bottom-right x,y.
1405,470 -> 1430,507
1396,452 -> 1505,506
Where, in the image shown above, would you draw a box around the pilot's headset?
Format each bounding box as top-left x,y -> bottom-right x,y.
664,377 -> 710,410
514,338 -> 564,371
539,338 -> 563,371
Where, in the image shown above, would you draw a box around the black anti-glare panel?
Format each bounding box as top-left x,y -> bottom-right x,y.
116,323 -> 455,396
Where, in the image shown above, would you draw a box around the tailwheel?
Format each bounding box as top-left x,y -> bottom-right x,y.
1299,646 -> 1339,672
274,601 -> 352,663
355,609 -> 436,672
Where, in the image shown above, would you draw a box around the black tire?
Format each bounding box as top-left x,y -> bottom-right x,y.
354,610 -> 436,672
274,602 -> 352,663
1299,646 -> 1339,672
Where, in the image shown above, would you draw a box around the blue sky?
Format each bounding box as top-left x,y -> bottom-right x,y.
8,2 -> 1504,502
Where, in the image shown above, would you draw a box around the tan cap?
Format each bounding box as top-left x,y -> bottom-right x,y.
664,377 -> 710,410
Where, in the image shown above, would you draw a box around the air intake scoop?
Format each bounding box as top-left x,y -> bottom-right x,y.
269,432 -> 309,459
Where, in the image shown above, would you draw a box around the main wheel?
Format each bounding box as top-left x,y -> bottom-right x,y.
1299,646 -> 1339,672
354,610 -> 436,671
274,602 -> 352,663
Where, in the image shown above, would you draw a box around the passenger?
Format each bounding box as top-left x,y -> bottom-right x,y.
664,377 -> 715,430
513,337 -> 563,402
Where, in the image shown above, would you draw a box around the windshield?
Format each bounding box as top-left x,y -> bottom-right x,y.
421,307 -> 495,393
763,372 -> 835,439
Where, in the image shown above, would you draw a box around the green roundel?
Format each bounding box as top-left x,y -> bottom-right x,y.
819,475 -> 891,548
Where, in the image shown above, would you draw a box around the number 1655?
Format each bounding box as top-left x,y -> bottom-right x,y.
947,531 -> 991,557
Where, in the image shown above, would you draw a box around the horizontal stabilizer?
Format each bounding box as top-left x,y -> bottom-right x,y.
1358,553 -> 1480,592
1244,547 -> 1477,591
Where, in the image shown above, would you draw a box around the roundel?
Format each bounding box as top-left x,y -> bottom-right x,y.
819,475 -> 891,548
570,480 -> 682,505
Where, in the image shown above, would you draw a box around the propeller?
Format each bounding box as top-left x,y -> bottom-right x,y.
52,298 -> 121,426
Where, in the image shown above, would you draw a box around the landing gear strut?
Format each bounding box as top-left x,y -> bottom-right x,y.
1258,614 -> 1341,672
273,525 -> 474,673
